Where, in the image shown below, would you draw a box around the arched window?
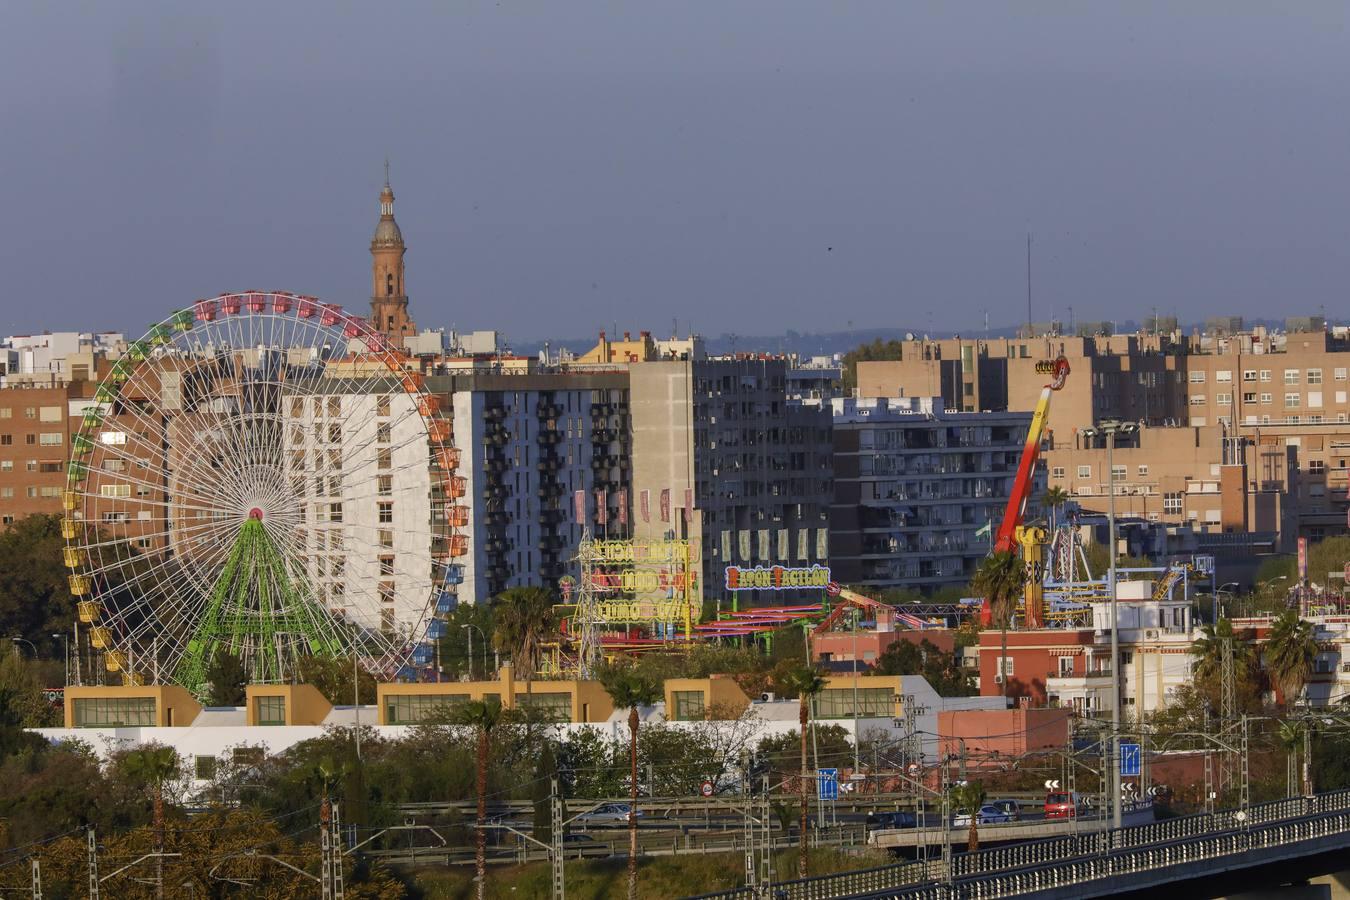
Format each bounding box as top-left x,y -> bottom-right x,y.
386,273 -> 394,296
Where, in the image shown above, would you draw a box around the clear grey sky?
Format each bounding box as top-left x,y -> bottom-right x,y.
3,2 -> 1349,341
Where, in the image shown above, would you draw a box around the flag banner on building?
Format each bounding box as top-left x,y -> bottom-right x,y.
617,489 -> 628,526
573,490 -> 586,523
660,489 -> 671,522
722,530 -> 732,562
684,488 -> 694,524
975,520 -> 992,538
595,489 -> 608,525
797,529 -> 809,561
778,529 -> 789,558
739,529 -> 751,561
640,489 -> 651,523
758,529 -> 770,559
816,528 -> 828,560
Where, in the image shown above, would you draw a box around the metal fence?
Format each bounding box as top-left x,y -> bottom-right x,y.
685,788 -> 1350,900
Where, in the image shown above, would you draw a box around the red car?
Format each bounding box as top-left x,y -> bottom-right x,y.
1044,791 -> 1087,819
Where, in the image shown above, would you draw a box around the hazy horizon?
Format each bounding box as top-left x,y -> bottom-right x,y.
4,3 -> 1350,342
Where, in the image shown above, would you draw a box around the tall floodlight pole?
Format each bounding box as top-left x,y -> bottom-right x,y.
1101,420 -> 1135,831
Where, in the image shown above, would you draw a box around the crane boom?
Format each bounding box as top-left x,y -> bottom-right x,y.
981,357 -> 1070,630
992,356 -> 1070,554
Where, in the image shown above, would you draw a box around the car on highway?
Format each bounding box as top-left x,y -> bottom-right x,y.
1044,791 -> 1088,819
988,799 -> 1022,821
561,833 -> 614,859
575,803 -> 644,825
951,805 -> 1014,827
866,811 -> 918,831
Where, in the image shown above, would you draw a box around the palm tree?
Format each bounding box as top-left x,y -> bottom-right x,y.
1043,486 -> 1070,532
971,551 -> 1024,697
453,698 -> 504,900
492,586 -> 556,697
781,665 -> 826,878
1277,719 -> 1303,798
949,780 -> 987,853
123,745 -> 179,900
1265,609 -> 1319,709
599,667 -> 662,900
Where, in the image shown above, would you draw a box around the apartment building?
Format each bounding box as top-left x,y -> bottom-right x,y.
629,357 -> 834,610
829,397 -> 1039,592
0,384 -> 82,526
427,372 -> 631,606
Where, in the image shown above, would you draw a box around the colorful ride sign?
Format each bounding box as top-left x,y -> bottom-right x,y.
577,537 -> 698,627
724,564 -> 831,591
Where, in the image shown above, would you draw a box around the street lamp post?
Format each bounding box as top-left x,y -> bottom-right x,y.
1215,582 -> 1240,622
462,624 -> 488,681
51,633 -> 69,686
9,637 -> 37,659
1099,419 -> 1137,832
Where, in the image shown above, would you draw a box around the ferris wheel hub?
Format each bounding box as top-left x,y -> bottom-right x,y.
248,507 -> 264,520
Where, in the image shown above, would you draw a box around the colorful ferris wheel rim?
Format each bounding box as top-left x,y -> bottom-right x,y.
62,292 -> 466,693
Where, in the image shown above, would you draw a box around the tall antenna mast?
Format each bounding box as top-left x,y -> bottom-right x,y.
1026,233 -> 1033,338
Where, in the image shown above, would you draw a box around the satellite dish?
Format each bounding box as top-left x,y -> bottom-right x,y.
905,332 -> 916,341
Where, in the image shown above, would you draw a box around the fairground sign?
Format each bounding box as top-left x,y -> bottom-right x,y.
576,537 -> 698,626
724,564 -> 831,591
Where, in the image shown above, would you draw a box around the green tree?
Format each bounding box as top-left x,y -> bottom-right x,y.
1265,610 -> 1318,708
453,698 -> 504,900
781,665 -> 826,878
121,745 -> 180,900
599,665 -> 662,900
950,780 -> 987,852
971,551 -> 1023,697
296,654 -> 377,705
1190,619 -> 1264,716
0,651 -> 58,727
532,741 -> 559,843
840,338 -> 905,393
203,649 -> 247,707
491,586 -> 556,692
0,515 -> 71,652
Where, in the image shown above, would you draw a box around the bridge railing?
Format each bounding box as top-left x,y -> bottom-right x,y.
684,788 -> 1350,900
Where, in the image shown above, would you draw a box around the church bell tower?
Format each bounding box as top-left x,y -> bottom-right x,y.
370,165 -> 416,349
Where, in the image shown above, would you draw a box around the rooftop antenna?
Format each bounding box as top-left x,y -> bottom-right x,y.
1026,233 -> 1033,338
383,158 -> 390,186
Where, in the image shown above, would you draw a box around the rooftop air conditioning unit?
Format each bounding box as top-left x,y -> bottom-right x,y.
759,692 -> 777,703
993,674 -> 1005,685
1145,629 -> 1159,639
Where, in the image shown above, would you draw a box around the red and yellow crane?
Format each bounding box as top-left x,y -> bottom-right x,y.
982,356 -> 1070,629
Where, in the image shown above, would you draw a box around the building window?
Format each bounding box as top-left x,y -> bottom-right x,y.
254,695 -> 286,726
1309,460 -> 1326,475
385,694 -> 468,724
1077,465 -> 1091,478
1051,466 -> 1065,479
377,396 -> 391,417
0,435 -> 9,446
1243,370 -> 1257,382
1216,393 -> 1231,406
1189,372 -> 1206,383
672,690 -> 707,721
379,555 -> 395,576
1337,368 -> 1348,382
1309,369 -> 1323,385
376,423 -> 392,444
379,529 -> 394,548
514,692 -> 572,722
1190,395 -> 1206,406
1111,465 -> 1126,481
1215,370 -> 1232,383
1243,392 -> 1257,403
1261,393 -> 1272,404
1137,465 -> 1149,477
812,688 -> 894,719
1260,370 -> 1272,382
378,502 -> 393,524
1285,393 -> 1302,408
1285,369 -> 1300,385
194,755 -> 218,780
73,697 -> 156,727
1163,493 -> 1183,514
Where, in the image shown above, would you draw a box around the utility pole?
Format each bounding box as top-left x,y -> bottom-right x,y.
1220,636 -> 1237,798
87,827 -> 99,900
1105,421 -> 1122,831
332,802 -> 346,900
31,857 -> 42,900
321,796 -> 333,900
550,777 -> 565,900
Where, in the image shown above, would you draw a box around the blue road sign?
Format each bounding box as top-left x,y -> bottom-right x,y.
1120,742 -> 1141,778
818,768 -> 839,801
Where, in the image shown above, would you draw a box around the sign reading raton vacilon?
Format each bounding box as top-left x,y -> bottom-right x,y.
724,564 -> 831,591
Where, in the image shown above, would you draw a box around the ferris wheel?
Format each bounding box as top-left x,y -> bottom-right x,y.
61,292 -> 466,693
